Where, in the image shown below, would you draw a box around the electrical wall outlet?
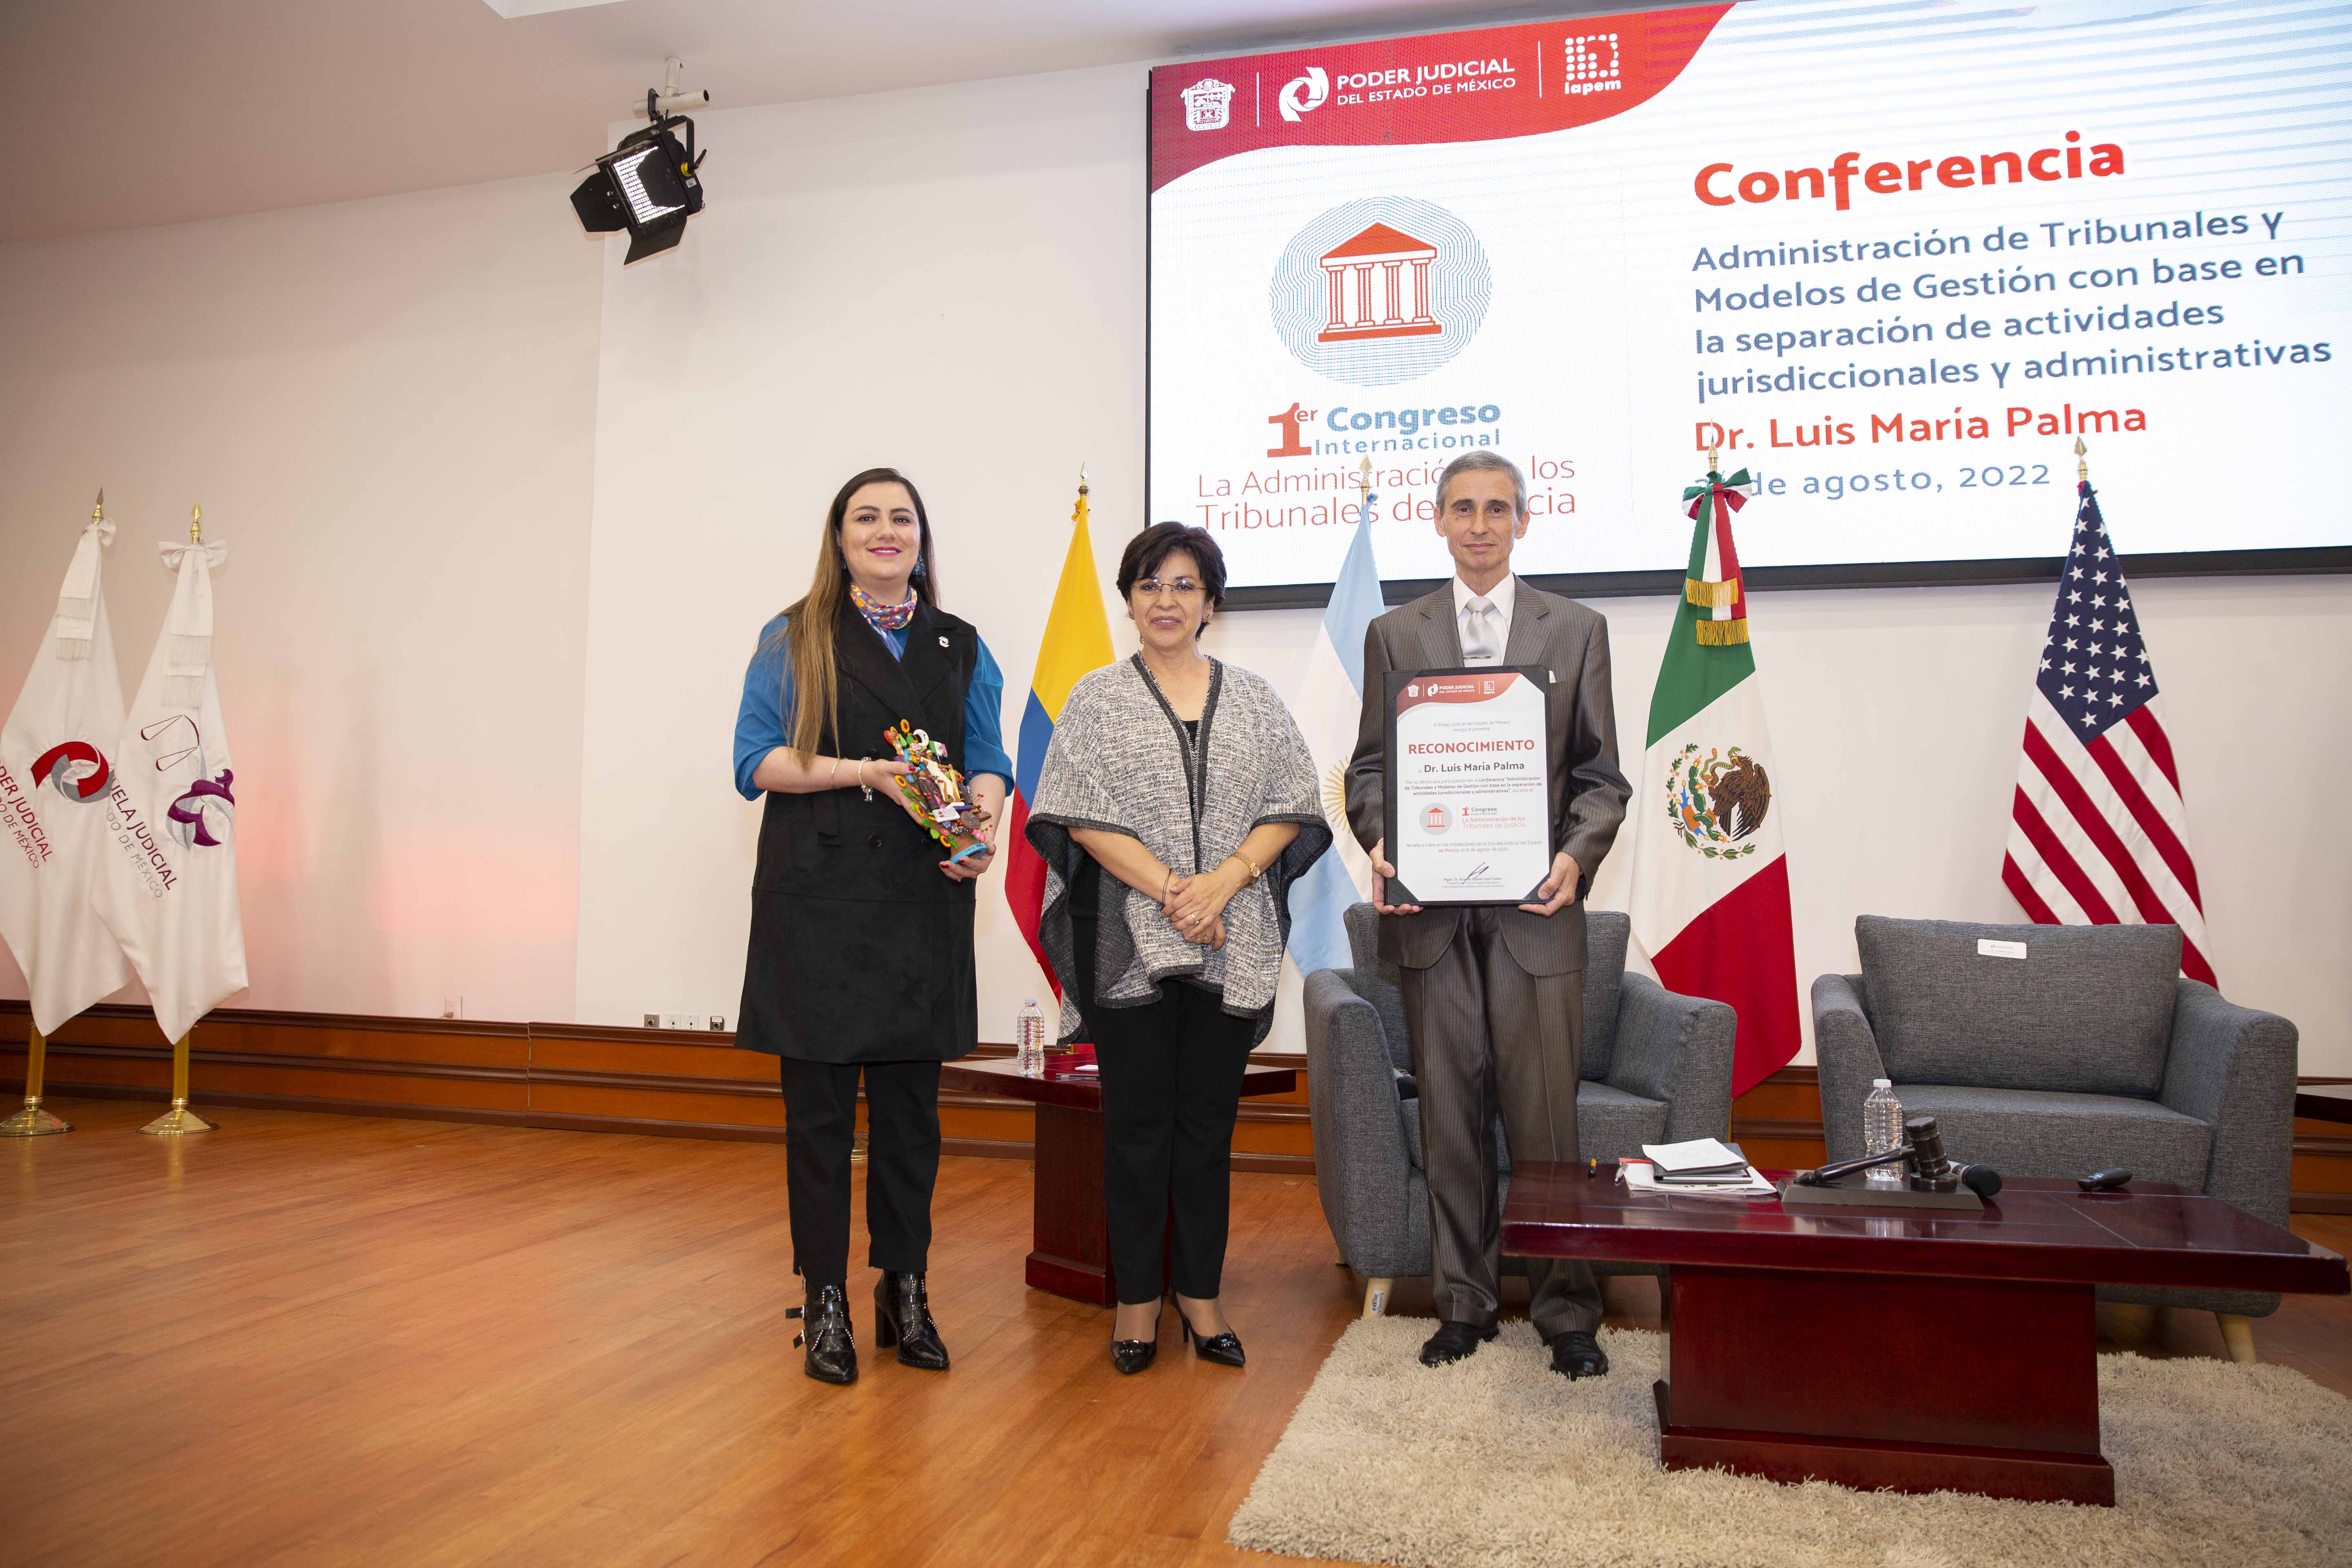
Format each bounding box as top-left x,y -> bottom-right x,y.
441,995 -> 462,1020
663,1013 -> 685,1030
643,1013 -> 660,1028
682,1014 -> 704,1031
708,1014 -> 727,1031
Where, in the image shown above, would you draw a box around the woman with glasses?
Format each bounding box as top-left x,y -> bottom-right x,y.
1024,521 -> 1329,1374
731,467 -> 1012,1385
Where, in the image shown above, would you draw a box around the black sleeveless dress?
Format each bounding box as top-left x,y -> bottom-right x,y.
735,601 -> 981,1064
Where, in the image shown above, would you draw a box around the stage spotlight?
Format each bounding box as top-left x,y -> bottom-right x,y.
573,88 -> 706,264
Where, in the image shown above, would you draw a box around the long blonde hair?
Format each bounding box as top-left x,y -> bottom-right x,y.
778,468 -> 941,762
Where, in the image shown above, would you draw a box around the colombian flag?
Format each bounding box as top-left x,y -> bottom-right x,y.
1005,483 -> 1113,998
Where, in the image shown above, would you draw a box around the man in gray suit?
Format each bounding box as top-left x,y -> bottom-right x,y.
1345,451 -> 1630,1377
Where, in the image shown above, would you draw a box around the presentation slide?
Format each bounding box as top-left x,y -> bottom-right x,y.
1147,0 -> 2350,594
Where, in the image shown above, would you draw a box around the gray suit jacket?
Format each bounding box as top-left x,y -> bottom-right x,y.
1344,581 -> 1630,975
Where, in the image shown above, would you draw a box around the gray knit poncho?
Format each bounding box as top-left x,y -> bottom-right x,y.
1026,655 -> 1330,1044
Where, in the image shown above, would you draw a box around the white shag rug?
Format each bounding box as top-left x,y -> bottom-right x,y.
1228,1319 -> 2352,1568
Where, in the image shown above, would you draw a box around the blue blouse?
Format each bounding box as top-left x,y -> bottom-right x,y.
733,612 -> 1015,801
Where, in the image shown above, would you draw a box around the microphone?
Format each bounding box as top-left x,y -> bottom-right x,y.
2078,1167 -> 2132,1192
1951,1163 -> 2003,1198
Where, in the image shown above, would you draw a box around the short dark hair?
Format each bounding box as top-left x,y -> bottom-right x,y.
1116,522 -> 1227,635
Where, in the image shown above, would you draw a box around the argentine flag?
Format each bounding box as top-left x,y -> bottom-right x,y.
1285,483 -> 1383,978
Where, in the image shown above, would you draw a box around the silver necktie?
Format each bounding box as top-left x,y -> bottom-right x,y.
1463,596 -> 1500,661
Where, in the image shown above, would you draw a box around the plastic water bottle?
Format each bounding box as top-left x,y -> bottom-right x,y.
1863,1079 -> 1906,1188
1016,998 -> 1047,1077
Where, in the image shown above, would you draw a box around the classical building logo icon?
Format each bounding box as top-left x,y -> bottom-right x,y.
1270,197 -> 1492,387
1422,804 -> 1452,835
1317,223 -> 1442,343
1181,78 -> 1235,131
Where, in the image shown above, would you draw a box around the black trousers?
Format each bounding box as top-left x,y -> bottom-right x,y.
777,1056 -> 942,1288
1091,983 -> 1258,1305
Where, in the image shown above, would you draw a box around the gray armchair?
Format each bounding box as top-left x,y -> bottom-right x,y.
1815,915 -> 2299,1360
1304,901 -> 1738,1315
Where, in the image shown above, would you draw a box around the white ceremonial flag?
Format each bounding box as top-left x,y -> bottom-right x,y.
91,531 -> 247,1042
0,508 -> 133,1033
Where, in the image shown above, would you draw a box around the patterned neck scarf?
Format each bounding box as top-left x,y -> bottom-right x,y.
850,583 -> 918,633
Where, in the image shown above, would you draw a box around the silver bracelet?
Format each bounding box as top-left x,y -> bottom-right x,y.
829,756 -> 843,786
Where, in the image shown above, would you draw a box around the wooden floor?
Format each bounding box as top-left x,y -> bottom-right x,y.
4,1104 -> 2351,1568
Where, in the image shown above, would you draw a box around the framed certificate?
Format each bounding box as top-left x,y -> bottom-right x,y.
1382,666 -> 1554,906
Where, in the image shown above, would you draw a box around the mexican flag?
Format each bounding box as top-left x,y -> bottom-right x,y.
1626,467 -> 1799,1096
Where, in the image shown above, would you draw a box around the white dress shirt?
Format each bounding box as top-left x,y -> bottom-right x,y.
1451,572 -> 1516,664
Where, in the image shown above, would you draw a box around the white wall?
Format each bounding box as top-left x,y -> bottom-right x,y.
6,58 -> 2346,1074
0,175 -> 601,1024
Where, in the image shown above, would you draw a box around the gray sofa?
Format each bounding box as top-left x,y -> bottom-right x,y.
1303,901 -> 1738,1314
1815,915 -> 2299,1360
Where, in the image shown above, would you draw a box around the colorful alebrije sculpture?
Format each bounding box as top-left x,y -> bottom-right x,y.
884,719 -> 989,864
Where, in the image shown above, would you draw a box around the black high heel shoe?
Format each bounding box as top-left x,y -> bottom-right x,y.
1109,1304 -> 1163,1374
1179,1310 -> 1246,1368
787,1283 -> 857,1385
874,1270 -> 950,1370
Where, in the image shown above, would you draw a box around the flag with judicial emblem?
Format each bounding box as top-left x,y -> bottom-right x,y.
2001,479 -> 2213,982
0,508 -> 132,1033
1284,474 -> 1381,979
91,533 -> 248,1042
1627,466 -> 1800,1097
1004,484 -> 1114,999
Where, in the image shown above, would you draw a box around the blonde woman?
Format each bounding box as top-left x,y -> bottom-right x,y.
731,467 -> 1012,1385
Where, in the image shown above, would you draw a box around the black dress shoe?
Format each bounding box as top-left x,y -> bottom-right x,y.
874,1271 -> 950,1370
1179,1313 -> 1245,1368
1109,1305 -> 1163,1374
1548,1329 -> 1609,1381
787,1283 -> 858,1385
1419,1320 -> 1499,1367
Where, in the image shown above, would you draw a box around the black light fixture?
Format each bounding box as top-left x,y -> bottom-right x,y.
572,74 -> 708,264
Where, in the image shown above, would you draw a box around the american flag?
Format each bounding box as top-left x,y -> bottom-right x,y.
2001,480 -> 2214,984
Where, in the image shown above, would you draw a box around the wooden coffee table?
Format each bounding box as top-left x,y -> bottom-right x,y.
938,1055 -> 1298,1306
1500,1162 -> 2349,1505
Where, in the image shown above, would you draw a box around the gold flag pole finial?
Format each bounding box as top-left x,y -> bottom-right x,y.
2074,437 -> 2089,484
1078,461 -> 1088,497
1358,455 -> 1373,494
1708,439 -> 1722,477
189,503 -> 203,544
93,488 -> 105,524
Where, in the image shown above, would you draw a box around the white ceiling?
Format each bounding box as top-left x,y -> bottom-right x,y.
0,0 -> 1622,243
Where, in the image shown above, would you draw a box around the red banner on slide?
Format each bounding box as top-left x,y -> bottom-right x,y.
1149,4 -> 1731,193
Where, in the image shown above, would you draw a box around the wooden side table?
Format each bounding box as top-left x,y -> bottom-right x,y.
1501,1162 -> 2350,1505
938,1055 -> 1298,1305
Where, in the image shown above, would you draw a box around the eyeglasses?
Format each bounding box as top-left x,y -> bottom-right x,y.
1136,577 -> 1205,599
